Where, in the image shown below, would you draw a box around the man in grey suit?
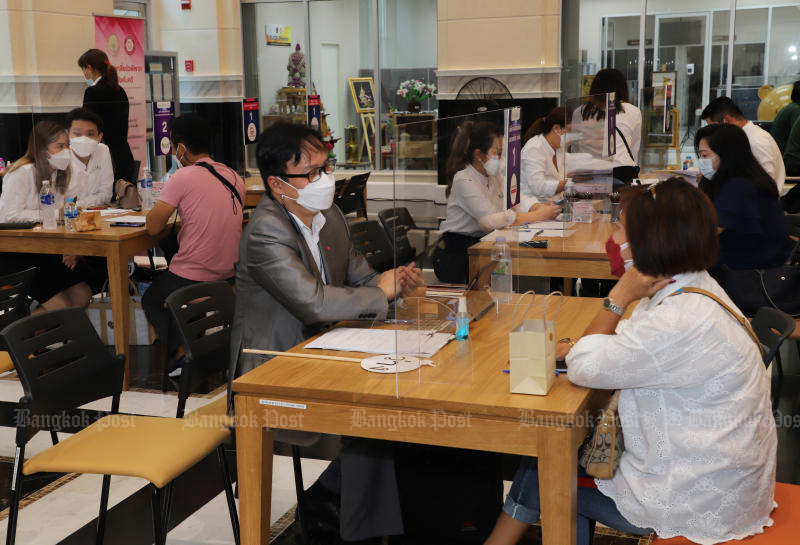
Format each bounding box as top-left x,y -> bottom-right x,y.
229,122 -> 424,542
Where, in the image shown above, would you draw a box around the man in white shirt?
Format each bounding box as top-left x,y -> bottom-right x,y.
701,97 -> 785,193
66,108 -> 114,207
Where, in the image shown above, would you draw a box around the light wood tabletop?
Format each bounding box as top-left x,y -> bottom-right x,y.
232,295 -> 612,545
0,220 -> 168,389
469,220 -> 617,294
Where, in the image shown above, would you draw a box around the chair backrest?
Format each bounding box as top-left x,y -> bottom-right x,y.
0,307 -> 125,444
165,281 -> 235,417
349,220 -> 395,273
751,306 -> 796,368
0,267 -> 36,331
378,207 -> 417,266
334,172 -> 370,218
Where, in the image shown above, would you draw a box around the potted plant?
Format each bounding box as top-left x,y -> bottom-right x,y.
396,79 -> 436,113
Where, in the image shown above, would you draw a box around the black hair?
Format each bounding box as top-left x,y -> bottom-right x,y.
444,120 -> 502,197
694,123 -> 778,201
582,68 -> 630,121
256,122 -> 326,197
77,49 -> 120,90
700,96 -> 744,123
65,107 -> 104,133
523,106 -> 568,145
170,115 -> 211,155
792,80 -> 800,103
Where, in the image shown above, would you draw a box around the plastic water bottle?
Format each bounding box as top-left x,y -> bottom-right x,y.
64,197 -> 78,232
564,180 -> 576,218
39,180 -> 57,230
490,236 -> 513,304
141,167 -> 153,209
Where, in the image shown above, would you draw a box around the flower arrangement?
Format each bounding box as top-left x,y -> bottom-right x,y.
396,80 -> 436,102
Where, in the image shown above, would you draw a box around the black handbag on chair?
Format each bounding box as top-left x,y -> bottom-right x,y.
721,238 -> 800,317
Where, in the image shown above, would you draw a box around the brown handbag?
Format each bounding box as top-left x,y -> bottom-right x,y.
112,179 -> 142,210
578,286 -> 761,480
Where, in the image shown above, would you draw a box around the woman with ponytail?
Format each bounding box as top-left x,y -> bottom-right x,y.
78,48 -> 136,182
434,120 -> 561,283
520,106 -> 569,199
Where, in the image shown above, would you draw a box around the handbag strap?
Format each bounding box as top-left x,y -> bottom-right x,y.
669,287 -> 762,352
615,127 -> 636,163
194,161 -> 243,214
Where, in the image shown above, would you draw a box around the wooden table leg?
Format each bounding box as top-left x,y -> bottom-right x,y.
236,395 -> 273,545
538,425 -> 578,545
563,278 -> 574,296
106,250 -> 132,389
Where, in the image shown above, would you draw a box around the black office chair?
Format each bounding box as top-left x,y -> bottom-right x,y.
751,306 -> 796,379
349,220 -> 395,273
378,207 -> 418,266
1,307 -> 239,545
334,172 -> 370,219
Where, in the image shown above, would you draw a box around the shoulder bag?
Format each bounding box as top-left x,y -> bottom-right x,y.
578,286 -> 760,479
611,127 -> 640,185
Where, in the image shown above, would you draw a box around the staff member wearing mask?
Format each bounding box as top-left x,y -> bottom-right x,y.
229,122 -> 424,543
701,96 -> 785,193
78,48 -> 136,183
520,106 -> 569,200
435,120 -> 561,284
0,121 -> 94,310
144,115 -> 246,376
67,108 -> 113,207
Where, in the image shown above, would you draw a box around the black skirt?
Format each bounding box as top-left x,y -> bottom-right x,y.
0,253 -> 107,303
432,232 -> 482,284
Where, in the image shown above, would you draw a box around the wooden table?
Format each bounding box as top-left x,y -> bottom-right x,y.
233,296 -> 612,545
0,222 -> 166,389
469,221 -> 616,295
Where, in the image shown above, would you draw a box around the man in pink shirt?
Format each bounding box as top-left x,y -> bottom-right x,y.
144,115 -> 245,375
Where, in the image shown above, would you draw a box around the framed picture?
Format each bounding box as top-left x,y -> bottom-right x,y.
652,71 -> 677,108
349,77 -> 375,113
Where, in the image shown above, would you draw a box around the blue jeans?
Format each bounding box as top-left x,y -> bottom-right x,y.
504,457 -> 653,545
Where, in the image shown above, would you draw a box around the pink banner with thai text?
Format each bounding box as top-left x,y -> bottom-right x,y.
94,15 -> 146,180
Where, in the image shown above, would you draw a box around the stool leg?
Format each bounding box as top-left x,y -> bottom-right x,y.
292,445 -> 310,545
96,474 -> 112,544
217,444 -> 240,545
150,484 -> 166,545
5,445 -> 26,545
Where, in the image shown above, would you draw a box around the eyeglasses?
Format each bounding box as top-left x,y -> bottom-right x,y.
279,161 -> 335,184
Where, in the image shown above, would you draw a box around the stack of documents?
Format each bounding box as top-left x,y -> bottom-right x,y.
304,328 -> 453,358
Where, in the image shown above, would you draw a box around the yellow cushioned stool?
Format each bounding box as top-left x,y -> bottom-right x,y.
0,351 -> 14,374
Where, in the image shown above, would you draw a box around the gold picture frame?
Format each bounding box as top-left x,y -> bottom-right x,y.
349,77 -> 375,113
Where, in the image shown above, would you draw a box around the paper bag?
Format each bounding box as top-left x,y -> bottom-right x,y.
86,281 -> 155,346
75,210 -> 100,232
509,291 -> 563,396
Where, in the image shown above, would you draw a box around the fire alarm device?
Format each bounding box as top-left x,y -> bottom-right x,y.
185,59 -> 194,72
181,0 -> 191,10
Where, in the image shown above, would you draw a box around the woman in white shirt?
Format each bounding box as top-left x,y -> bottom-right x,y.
572,68 -> 642,179
434,120 -> 560,283
485,179 -> 776,545
0,121 -> 94,310
520,106 -> 568,200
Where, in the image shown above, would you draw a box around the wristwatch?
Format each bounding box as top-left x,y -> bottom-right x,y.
602,296 -> 626,317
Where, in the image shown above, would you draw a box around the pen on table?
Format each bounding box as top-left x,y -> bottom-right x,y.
532,229 -> 544,238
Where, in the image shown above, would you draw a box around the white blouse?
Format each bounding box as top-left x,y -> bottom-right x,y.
0,163 -> 67,223
69,143 -> 114,208
567,271 -> 776,544
439,164 -> 538,235
520,134 -> 564,200
571,101 -> 642,166
742,121 -> 785,193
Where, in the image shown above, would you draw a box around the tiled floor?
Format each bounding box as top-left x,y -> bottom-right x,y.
1,342 -> 798,544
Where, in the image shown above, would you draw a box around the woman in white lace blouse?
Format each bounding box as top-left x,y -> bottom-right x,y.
485,179 -> 776,545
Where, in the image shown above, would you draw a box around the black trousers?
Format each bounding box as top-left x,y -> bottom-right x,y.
141,270 -> 200,356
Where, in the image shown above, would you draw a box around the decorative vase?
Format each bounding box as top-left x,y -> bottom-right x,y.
407,100 -> 421,113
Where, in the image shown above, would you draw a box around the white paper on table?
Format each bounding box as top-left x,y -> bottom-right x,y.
304,328 -> 454,358
102,215 -> 147,224
538,229 -> 576,238
481,229 -> 528,243
100,209 -> 136,216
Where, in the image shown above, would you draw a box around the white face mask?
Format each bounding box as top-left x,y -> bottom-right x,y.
70,136 -> 99,158
697,157 -> 716,179
48,149 -> 71,171
483,156 -> 501,176
172,154 -> 184,169
280,171 -> 335,213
